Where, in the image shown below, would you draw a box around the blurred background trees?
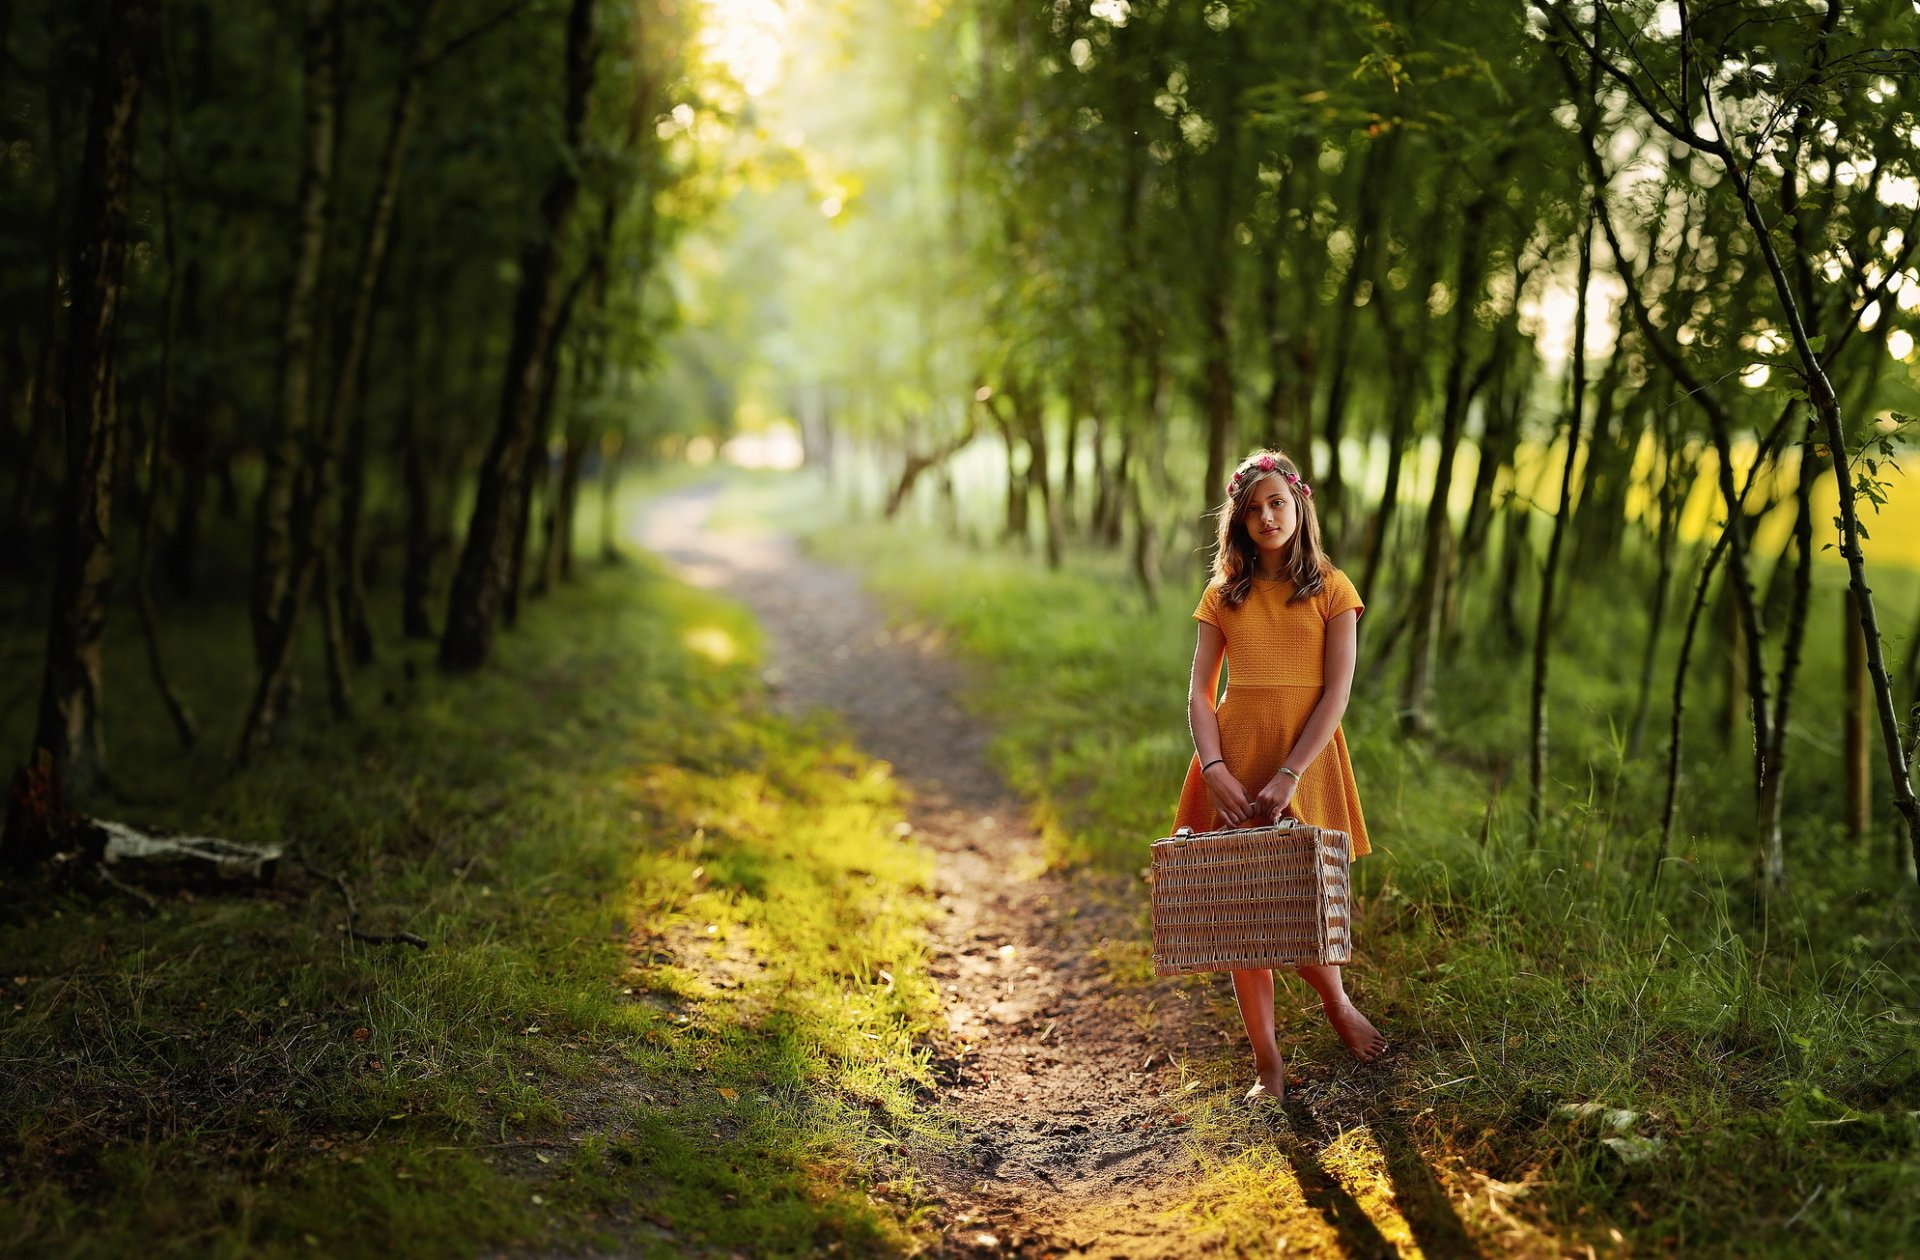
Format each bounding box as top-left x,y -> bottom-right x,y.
3,0 -> 1917,898
1,0 -> 714,859
697,0 -> 1920,894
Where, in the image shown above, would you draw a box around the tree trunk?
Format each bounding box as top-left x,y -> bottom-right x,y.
545,428 -> 587,587
135,53 -> 196,749
1089,412 -> 1113,544
118,15 -> 199,748
885,415 -> 978,520
1586,148 -> 1773,852
542,182 -> 627,591
160,252 -> 210,597
1627,413 -> 1691,761
6,0 -> 157,865
1017,385 -> 1063,570
1105,424 -> 1132,549
440,0 -> 598,672
1494,492 -> 1530,651
1844,587 -> 1870,839
238,0 -> 347,759
598,431 -> 622,563
1756,429 -> 1820,888
1551,0 -> 1920,874
336,392 -> 375,664
989,402 -> 1029,547
1702,11 -> 1920,870
1656,522 -> 1733,877
1195,53 -> 1244,549
399,309 -> 434,639
14,280 -> 62,547
1128,468 -> 1159,610
1358,220 -> 1444,609
1060,376 -> 1081,533
1358,342 -> 1417,615
1400,146 -> 1514,736
1529,206 -> 1594,825
11,8 -> 73,550
249,0 -> 338,673
1721,575 -> 1747,753
505,333 -> 568,628
1457,351 -> 1525,583
318,546 -> 353,719
1568,349 -> 1632,573
1456,244 -> 1539,587
1319,136 -> 1394,531
1200,281 -> 1233,553
1902,592 -> 1920,722
536,349 -> 587,596
321,0 -> 440,689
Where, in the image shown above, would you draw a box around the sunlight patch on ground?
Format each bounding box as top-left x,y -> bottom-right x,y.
1319,1125 -> 1420,1253
1175,1123 -> 1424,1256
683,624 -> 740,665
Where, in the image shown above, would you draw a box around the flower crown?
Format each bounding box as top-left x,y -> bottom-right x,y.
1227,454 -> 1313,500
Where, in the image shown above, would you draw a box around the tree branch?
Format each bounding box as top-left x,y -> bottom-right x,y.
1539,1 -> 1724,154
292,848 -> 430,950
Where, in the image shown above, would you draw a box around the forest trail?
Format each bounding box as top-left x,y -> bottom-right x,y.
639,481 -> 1220,1256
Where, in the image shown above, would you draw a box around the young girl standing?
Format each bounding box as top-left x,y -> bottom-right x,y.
1171,448 -> 1387,1103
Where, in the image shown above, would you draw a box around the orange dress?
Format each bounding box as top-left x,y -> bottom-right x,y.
1171,566 -> 1372,858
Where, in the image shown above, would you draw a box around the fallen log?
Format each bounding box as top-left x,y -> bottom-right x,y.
5,754 -> 424,946
95,820 -> 284,883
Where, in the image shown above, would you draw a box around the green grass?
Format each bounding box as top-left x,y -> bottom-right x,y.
737,464 -> 1920,1259
8,457 -> 1916,1257
0,474 -> 947,1258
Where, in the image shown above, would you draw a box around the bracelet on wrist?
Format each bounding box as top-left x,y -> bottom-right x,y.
1200,758 -> 1225,773
1277,765 -> 1301,782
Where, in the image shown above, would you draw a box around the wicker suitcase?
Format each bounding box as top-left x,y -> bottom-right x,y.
1149,818 -> 1352,974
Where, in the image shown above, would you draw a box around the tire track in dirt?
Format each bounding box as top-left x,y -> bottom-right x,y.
640,482 -> 1219,1257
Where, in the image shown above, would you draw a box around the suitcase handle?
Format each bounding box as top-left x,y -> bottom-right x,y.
1172,816 -> 1304,839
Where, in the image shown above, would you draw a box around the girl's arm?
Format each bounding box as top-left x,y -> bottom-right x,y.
1189,622 -> 1256,826
1252,608 -> 1359,818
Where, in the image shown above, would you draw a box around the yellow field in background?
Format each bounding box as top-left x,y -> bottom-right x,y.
1507,431 -> 1920,572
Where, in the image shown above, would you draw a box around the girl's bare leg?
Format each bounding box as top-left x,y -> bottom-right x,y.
1293,963 -> 1387,1061
1229,968 -> 1288,1097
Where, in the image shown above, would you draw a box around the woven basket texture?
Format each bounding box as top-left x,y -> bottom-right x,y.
1149,819 -> 1351,974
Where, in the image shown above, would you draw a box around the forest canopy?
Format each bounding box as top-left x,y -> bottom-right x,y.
3,0 -> 1919,887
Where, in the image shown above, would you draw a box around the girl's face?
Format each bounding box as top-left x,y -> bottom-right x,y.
1240,473 -> 1299,562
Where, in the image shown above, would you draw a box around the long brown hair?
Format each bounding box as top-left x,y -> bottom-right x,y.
1210,448 -> 1328,610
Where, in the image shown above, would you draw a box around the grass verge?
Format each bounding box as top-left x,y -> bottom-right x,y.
0,494 -> 946,1258
741,465 -> 1920,1259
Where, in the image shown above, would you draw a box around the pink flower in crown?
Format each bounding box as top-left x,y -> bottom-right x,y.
1229,457 -> 1314,501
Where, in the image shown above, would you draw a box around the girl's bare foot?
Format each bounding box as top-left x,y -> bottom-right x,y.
1245,1064 -> 1288,1103
1324,1000 -> 1387,1061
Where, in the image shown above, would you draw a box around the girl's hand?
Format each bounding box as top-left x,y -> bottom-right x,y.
1253,771 -> 1299,823
1202,763 -> 1259,828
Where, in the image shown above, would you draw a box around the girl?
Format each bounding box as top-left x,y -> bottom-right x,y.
1171,448 -> 1387,1103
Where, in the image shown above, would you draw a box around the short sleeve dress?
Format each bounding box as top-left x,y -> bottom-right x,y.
1171,565 -> 1372,858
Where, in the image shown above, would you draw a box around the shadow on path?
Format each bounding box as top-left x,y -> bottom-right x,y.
637,480 -> 1494,1258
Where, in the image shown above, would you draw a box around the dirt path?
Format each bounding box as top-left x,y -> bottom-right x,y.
640,483 -> 1221,1256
